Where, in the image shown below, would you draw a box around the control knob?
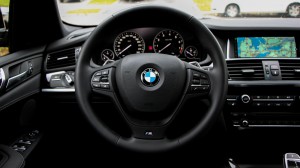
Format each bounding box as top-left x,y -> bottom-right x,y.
241,94 -> 251,104
242,120 -> 249,127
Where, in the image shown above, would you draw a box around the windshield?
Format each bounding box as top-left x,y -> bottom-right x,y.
57,0 -> 300,26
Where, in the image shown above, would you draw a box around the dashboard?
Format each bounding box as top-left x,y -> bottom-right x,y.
93,28 -> 206,66
42,20 -> 300,130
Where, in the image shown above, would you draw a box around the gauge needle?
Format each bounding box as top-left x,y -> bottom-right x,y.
185,51 -> 193,57
159,43 -> 171,53
102,55 -> 109,60
118,44 -> 132,55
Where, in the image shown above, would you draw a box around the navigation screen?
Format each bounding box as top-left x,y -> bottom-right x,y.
236,37 -> 297,58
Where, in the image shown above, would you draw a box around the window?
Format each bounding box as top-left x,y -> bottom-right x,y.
57,0 -> 300,26
0,0 -> 9,56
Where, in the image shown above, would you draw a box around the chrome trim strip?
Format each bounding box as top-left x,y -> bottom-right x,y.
57,56 -> 68,60
226,58 -> 300,61
103,60 -> 115,66
227,99 -> 237,101
253,99 -> 294,102
46,71 -> 66,82
284,153 -> 300,168
226,39 -> 230,59
234,125 -> 300,128
6,71 -> 27,88
0,68 -> 5,89
191,84 -> 210,87
42,88 -> 75,92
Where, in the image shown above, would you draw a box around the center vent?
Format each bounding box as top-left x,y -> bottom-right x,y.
279,60 -> 300,80
226,60 -> 264,80
46,47 -> 80,70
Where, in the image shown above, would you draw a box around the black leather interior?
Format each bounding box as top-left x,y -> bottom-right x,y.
0,145 -> 24,168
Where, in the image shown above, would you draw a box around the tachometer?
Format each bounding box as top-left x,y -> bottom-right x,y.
114,32 -> 145,58
153,29 -> 184,56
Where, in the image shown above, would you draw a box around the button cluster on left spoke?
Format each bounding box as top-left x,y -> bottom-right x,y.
91,69 -> 110,90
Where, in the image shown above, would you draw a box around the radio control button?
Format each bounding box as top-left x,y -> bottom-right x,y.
253,102 -> 265,107
253,95 -> 261,99
227,102 -> 237,107
192,79 -> 200,85
102,69 -> 109,75
100,84 -> 110,89
100,77 -> 109,83
271,70 -> 279,76
265,67 -> 270,74
285,95 -> 294,99
227,95 -> 238,100
199,85 -> 210,91
200,74 -> 207,79
241,94 -> 251,103
253,95 -> 267,99
270,65 -> 279,70
200,80 -> 210,85
193,73 -> 201,79
285,103 -> 293,107
92,83 -> 101,88
92,76 -> 101,82
95,72 -> 102,76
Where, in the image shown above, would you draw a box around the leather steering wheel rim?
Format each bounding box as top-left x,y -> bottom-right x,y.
75,6 -> 228,153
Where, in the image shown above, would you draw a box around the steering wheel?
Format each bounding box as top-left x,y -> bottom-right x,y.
75,6 -> 227,152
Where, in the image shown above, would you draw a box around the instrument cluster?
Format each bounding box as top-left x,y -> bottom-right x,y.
95,28 -> 205,65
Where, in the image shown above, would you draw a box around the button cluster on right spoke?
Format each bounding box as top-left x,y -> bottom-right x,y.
190,71 -> 210,94
91,69 -> 110,90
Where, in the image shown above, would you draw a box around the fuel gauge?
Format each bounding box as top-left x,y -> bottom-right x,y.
101,49 -> 114,62
184,46 -> 198,59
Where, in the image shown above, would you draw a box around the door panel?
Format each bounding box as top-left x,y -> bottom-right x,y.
0,47 -> 44,144
0,74 -> 41,111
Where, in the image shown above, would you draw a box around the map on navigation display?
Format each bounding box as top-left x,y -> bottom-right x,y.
236,37 -> 297,58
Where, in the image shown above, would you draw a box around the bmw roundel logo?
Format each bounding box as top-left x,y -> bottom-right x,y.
141,68 -> 160,87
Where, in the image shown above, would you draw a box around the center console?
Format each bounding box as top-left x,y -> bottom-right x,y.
226,93 -> 300,127
225,33 -> 300,128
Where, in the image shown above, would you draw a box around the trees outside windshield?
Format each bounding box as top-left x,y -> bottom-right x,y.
57,0 -> 300,26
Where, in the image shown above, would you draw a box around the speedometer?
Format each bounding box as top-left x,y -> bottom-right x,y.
153,29 -> 184,56
114,32 -> 145,58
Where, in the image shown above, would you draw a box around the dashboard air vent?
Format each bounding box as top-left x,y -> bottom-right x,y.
46,47 -> 80,69
226,60 -> 264,80
279,60 -> 300,80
